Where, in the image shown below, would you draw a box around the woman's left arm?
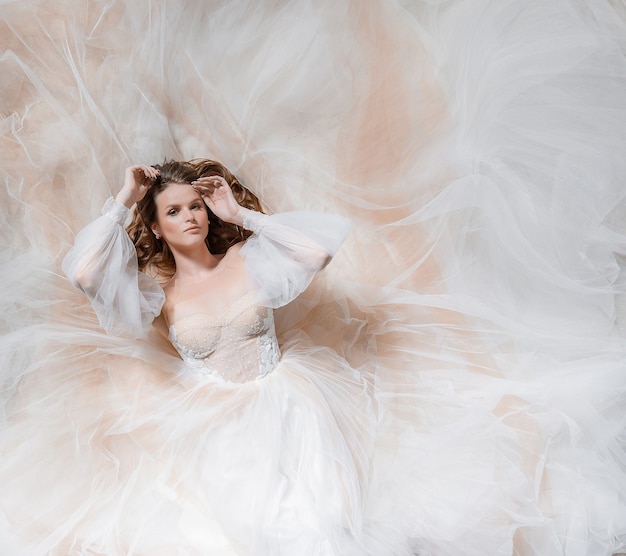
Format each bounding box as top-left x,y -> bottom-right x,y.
193,176 -> 351,307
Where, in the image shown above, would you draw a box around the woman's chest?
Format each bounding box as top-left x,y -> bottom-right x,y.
161,265 -> 249,327
169,301 -> 274,352
168,302 -> 280,383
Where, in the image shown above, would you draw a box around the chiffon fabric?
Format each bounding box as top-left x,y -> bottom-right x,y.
1,0 -> 626,555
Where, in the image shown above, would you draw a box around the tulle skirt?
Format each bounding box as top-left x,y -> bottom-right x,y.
4,324 -> 622,556
2,0 -> 626,554
0,330 -> 378,555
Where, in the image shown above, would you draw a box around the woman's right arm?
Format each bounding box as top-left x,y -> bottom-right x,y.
62,166 -> 165,338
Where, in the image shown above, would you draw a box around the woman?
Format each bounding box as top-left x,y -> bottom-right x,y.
60,159 -> 385,555
66,160 -> 344,341
4,158 -> 625,556
2,1 -> 626,554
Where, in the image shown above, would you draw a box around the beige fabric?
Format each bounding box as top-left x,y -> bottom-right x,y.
2,1 -> 626,554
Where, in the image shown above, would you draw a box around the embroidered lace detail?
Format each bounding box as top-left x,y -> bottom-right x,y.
169,326 -> 227,383
168,304 -> 281,384
258,312 -> 280,378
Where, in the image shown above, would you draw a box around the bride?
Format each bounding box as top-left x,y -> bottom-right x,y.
59,159 -> 380,555
2,0 -> 626,554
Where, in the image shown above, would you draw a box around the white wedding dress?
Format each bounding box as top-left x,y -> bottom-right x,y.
1,0 -> 626,554
38,197 -> 381,555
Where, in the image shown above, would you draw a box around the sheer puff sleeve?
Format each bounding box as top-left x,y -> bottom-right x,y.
241,210 -> 351,308
62,197 -> 165,338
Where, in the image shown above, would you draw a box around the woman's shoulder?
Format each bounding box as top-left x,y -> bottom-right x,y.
218,240 -> 247,273
226,241 -> 245,256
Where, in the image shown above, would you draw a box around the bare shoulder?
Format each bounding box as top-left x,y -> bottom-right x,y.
222,241 -> 245,264
226,241 -> 245,255
160,283 -> 176,321
151,313 -> 170,338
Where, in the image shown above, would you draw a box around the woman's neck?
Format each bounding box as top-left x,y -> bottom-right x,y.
170,245 -> 222,282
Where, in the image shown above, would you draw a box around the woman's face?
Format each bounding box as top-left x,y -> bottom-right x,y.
151,183 -> 209,250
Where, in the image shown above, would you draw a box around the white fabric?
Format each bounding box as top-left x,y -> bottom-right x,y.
242,209 -> 351,308
1,0 -> 626,555
61,197 -> 165,338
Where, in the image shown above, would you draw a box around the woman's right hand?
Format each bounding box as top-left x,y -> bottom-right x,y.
115,165 -> 160,208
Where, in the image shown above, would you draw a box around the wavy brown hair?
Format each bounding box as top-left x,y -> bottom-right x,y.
126,159 -> 264,279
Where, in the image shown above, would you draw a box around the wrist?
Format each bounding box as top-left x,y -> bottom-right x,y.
227,206 -> 251,227
115,189 -> 136,209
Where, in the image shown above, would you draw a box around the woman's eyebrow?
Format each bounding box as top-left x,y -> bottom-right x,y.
164,200 -> 202,210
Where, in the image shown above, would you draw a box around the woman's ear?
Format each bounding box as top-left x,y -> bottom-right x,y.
151,226 -> 161,240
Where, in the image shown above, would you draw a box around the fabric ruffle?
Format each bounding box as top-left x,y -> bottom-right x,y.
1,0 -> 626,554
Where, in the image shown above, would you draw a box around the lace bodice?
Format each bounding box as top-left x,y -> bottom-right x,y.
168,296 -> 280,384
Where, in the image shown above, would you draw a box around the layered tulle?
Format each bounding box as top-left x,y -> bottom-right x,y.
1,0 -> 626,554
0,329 -> 379,554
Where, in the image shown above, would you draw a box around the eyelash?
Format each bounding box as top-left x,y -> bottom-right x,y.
167,204 -> 203,216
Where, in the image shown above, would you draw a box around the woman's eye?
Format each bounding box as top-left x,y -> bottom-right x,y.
168,209 -> 178,216
191,204 -> 202,210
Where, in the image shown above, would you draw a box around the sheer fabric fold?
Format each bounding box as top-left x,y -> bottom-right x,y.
242,210 -> 351,308
2,0 -> 626,554
61,197 -> 165,338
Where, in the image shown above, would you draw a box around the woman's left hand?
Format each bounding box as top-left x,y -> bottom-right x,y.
192,176 -> 244,225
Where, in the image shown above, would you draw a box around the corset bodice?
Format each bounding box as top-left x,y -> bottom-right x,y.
168,297 -> 281,384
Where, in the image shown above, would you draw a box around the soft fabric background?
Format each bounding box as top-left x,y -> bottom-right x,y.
1,1 -> 626,554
